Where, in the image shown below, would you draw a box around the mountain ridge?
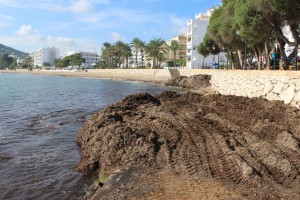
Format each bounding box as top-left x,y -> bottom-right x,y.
0,43 -> 28,58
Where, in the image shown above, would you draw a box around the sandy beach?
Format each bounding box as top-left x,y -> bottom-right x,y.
0,69 -> 171,84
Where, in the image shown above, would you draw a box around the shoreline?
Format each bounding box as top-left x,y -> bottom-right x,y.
0,69 -> 171,84
0,69 -> 216,95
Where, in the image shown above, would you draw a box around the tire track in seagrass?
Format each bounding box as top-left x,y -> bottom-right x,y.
205,112 -> 297,187
187,110 -> 244,184
201,126 -> 241,183
179,111 -> 214,179
205,113 -> 278,182
271,138 -> 300,187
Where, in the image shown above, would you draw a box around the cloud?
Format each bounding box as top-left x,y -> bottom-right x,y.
0,0 -> 22,7
91,0 -> 110,5
47,36 -> 77,46
15,25 -> 45,41
15,24 -> 79,52
0,0 -> 110,13
111,32 -> 125,42
69,0 -> 94,13
0,13 -> 14,28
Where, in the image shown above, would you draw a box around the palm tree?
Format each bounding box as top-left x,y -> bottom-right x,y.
139,41 -> 146,67
130,38 -> 141,67
122,43 -> 132,68
145,38 -> 166,68
25,56 -> 33,71
130,38 -> 146,68
168,40 -> 180,68
114,41 -> 126,68
113,41 -> 133,68
101,42 -> 114,68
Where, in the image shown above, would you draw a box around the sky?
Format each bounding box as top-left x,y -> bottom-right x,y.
0,0 -> 221,54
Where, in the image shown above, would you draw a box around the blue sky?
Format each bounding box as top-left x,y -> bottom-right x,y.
0,0 -> 221,54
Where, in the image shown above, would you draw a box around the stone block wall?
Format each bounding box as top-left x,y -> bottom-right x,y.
210,74 -> 300,108
177,69 -> 300,108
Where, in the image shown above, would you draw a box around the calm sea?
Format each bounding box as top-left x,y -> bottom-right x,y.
0,73 -> 170,200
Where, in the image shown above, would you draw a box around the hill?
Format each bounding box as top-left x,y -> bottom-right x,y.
0,43 -> 28,58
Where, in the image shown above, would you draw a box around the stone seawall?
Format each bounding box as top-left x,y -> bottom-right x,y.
176,69 -> 300,108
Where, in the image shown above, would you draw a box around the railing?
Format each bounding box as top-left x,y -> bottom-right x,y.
270,45 -> 299,71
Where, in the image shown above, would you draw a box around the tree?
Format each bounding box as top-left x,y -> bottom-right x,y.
207,0 -> 258,68
131,38 -> 142,67
198,34 -> 221,57
54,59 -> 69,69
145,38 -> 167,68
168,40 -> 180,68
114,41 -> 126,68
122,43 -> 132,68
233,0 -> 271,69
24,56 -> 33,71
139,41 -> 146,67
101,42 -> 114,68
0,54 -> 13,69
197,43 -> 210,58
42,62 -> 51,68
68,53 -> 85,69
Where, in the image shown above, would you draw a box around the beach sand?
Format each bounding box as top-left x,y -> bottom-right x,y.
0,69 -> 171,84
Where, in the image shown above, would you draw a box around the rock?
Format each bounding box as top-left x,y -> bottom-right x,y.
273,82 -> 288,94
279,85 -> 296,104
261,82 -> 274,96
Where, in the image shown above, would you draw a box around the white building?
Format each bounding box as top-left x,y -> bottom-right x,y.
131,50 -> 145,68
31,47 -> 60,67
186,8 -> 226,69
63,51 -> 99,68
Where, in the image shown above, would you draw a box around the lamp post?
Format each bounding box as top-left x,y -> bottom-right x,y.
217,53 -> 219,70
295,43 -> 298,71
244,39 -> 247,70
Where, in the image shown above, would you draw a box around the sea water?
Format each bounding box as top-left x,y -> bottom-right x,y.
0,73 -> 169,200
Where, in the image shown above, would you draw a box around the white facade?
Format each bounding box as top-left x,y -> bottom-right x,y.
186,9 -> 227,69
63,51 -> 99,68
131,50 -> 145,68
31,47 -> 60,67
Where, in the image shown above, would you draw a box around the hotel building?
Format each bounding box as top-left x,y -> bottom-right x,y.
166,34 -> 187,64
186,8 -> 226,69
30,47 -> 60,67
63,51 -> 100,68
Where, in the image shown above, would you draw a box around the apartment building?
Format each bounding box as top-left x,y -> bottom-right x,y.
186,8 -> 226,69
166,34 -> 187,65
30,47 -> 60,67
131,50 -> 145,68
63,51 -> 100,68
